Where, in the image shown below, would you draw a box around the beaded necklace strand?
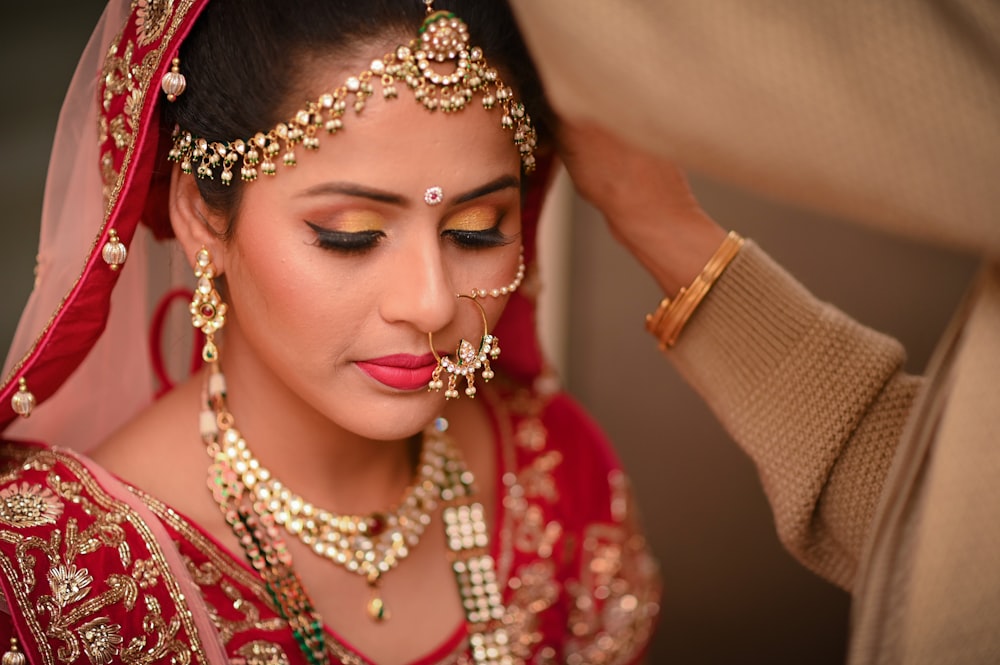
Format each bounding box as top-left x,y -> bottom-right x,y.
200,366 -> 517,664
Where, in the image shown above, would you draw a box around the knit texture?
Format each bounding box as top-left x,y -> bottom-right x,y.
670,243 -> 919,589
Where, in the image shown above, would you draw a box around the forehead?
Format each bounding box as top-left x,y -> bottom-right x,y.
268,64 -> 521,193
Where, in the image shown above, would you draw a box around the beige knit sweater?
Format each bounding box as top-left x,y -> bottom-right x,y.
671,244 -> 1000,664
672,242 -> 921,590
510,2 -> 1000,662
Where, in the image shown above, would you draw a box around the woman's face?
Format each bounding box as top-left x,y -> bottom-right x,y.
215,55 -> 523,441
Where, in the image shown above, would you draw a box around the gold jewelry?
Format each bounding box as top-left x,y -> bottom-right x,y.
167,10 -> 537,183
189,247 -> 227,364
645,230 -> 745,350
101,229 -> 128,270
10,378 -> 35,419
201,372 -> 514,663
424,186 -> 444,205
3,637 -> 26,665
160,57 -> 186,102
427,248 -> 524,399
428,295 -> 500,399
203,364 -> 445,622
468,248 -> 525,299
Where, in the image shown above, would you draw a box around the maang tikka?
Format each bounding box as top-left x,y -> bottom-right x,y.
189,247 -> 227,364
428,249 -> 525,399
166,0 -> 537,182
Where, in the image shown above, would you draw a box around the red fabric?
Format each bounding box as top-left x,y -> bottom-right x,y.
0,0 -> 210,429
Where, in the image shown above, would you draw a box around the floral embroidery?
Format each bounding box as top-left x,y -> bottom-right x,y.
124,88 -> 143,130
134,0 -> 173,47
0,481 -> 63,527
514,418 -> 547,452
102,40 -> 134,112
498,388 -> 662,664
236,640 -> 291,665
77,617 -> 124,665
109,116 -> 130,150
48,564 -> 94,605
0,448 -> 201,665
120,595 -> 190,665
563,477 -> 661,665
131,558 -> 160,589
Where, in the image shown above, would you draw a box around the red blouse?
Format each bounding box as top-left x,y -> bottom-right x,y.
0,388 -> 660,664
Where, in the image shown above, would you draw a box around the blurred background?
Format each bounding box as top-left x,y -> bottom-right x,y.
0,2 -> 979,663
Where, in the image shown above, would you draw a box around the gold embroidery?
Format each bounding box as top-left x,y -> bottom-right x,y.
124,89 -> 143,130
512,504 -> 562,559
211,579 -> 285,645
48,564 -> 93,605
235,640 -> 291,665
497,387 -> 661,663
102,41 -> 134,112
564,475 -> 661,665
134,0 -> 173,47
101,151 -> 118,203
0,482 -> 63,527
120,595 -> 190,665
514,418 -> 547,452
0,448 -> 203,665
131,558 -> 160,589
494,394 -> 564,659
504,559 -> 559,659
77,617 -> 123,665
109,116 -> 130,150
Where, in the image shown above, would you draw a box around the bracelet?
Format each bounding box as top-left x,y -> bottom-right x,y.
645,230 -> 745,350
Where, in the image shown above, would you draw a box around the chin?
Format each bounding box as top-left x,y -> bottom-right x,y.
329,390 -> 444,442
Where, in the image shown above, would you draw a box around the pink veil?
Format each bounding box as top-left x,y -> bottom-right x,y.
0,0 -> 557,453
1,0 -> 165,450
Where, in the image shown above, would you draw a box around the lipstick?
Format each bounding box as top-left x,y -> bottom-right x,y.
356,353 -> 438,391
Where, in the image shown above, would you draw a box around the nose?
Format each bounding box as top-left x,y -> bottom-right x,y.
379,235 -> 456,334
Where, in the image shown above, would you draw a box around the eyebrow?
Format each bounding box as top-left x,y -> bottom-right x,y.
298,174 -> 519,206
453,175 -> 520,204
298,182 -> 404,205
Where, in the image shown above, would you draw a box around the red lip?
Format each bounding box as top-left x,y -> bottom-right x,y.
356,353 -> 438,391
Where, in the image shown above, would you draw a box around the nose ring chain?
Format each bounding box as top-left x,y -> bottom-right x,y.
427,249 -> 525,399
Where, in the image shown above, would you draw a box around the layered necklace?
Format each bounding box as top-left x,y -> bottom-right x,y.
200,365 -> 516,665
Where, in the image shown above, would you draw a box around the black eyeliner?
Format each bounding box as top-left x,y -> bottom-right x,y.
306,221 -> 383,253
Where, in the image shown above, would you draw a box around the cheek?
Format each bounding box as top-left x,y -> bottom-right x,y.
446,242 -> 523,296
226,231 -> 354,339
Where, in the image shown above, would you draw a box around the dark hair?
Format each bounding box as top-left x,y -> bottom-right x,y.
161,0 -> 549,235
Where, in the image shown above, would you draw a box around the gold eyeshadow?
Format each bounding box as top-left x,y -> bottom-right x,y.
443,206 -> 499,232
330,209 -> 386,233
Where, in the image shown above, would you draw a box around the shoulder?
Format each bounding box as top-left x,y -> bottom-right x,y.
498,387 -> 625,525
0,441 -> 210,665
491,385 -> 662,662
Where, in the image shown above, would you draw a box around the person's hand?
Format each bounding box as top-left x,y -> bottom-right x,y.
557,120 -> 727,294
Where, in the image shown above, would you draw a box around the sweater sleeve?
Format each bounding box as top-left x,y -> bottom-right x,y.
668,240 -> 922,589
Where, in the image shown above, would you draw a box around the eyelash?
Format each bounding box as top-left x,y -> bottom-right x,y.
443,226 -> 512,249
307,218 -> 513,253
307,223 -> 384,255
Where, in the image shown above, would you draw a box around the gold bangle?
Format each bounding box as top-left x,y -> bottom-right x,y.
645,230 -> 745,350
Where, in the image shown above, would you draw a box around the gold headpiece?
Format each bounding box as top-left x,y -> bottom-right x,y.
167,8 -> 537,182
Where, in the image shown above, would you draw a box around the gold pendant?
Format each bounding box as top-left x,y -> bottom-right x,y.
3,638 -> 26,665
367,582 -> 389,622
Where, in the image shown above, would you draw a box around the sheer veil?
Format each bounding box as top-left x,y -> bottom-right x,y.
2,0 -> 180,451
1,0 -> 561,453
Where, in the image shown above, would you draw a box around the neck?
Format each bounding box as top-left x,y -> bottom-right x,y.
207,332 -> 427,516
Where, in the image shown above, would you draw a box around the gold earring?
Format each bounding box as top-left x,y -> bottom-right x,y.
190,247 -> 227,364
428,295 -> 500,399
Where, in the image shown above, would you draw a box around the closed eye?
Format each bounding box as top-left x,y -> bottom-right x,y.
443,226 -> 514,249
307,222 -> 384,254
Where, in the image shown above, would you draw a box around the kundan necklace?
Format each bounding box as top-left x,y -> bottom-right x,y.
200,365 -> 516,665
